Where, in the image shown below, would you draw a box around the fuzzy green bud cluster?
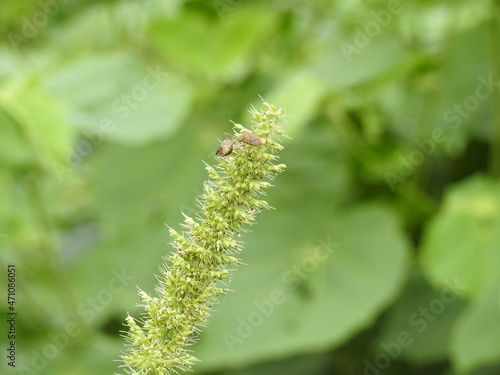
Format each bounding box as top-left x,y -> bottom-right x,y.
120,100 -> 287,375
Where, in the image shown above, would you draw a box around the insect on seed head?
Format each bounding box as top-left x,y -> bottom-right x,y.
237,132 -> 266,146
216,139 -> 233,156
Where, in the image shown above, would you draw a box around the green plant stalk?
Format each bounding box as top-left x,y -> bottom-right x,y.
120,100 -> 287,375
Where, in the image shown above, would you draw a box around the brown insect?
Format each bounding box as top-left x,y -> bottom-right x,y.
216,139 -> 233,156
237,132 -> 266,146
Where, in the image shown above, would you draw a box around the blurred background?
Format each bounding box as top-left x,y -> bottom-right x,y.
1,0 -> 499,374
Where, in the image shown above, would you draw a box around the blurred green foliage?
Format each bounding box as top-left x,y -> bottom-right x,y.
0,0 -> 499,375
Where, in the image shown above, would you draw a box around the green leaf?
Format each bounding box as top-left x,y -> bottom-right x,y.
436,22 -> 493,146
193,204 -> 410,371
451,283 -> 500,373
214,353 -> 331,375
264,71 -> 327,138
312,35 -> 408,89
376,268 -> 466,365
45,54 -> 193,145
148,7 -> 275,81
0,81 -> 72,172
0,110 -> 33,168
421,175 -> 500,298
